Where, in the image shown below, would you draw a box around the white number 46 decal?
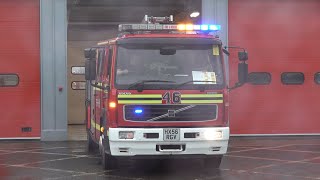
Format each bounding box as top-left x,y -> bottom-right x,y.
162,92 -> 181,104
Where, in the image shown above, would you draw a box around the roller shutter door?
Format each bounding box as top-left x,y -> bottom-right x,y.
229,0 -> 320,134
0,0 -> 40,138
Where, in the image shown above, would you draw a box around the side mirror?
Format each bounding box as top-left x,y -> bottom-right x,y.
85,60 -> 96,81
238,63 -> 248,84
238,51 -> 248,61
84,48 -> 97,59
222,49 -> 230,56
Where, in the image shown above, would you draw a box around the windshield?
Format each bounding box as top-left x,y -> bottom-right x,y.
115,43 -> 224,89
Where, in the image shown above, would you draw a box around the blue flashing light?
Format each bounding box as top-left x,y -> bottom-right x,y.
201,25 -> 208,31
209,25 -> 221,31
134,109 -> 143,114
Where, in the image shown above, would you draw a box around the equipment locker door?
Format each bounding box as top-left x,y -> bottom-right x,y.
0,0 -> 40,138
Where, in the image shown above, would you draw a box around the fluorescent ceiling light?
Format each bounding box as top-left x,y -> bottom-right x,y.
190,11 -> 200,18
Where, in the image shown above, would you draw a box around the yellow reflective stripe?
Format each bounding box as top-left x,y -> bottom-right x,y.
91,120 -> 100,131
181,100 -> 223,104
118,94 -> 162,98
181,94 -> 223,98
118,100 -> 162,104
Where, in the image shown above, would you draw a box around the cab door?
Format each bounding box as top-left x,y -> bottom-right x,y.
86,50 -> 98,140
94,49 -> 105,140
101,47 -> 113,131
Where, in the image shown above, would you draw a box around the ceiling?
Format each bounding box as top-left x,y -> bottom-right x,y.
67,0 -> 202,25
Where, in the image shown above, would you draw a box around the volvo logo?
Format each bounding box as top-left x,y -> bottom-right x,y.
147,105 -> 195,122
168,110 -> 175,117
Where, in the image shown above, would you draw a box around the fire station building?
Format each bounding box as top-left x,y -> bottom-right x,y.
0,0 -> 320,141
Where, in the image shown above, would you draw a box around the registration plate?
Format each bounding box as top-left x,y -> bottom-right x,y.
163,128 -> 180,141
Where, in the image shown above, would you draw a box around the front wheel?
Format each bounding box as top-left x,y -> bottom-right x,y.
87,131 -> 97,153
204,155 -> 223,169
101,144 -> 118,170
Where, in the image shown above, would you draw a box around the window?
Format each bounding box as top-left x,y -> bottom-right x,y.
281,72 -> 304,85
71,66 -> 85,75
115,43 -> 224,90
107,48 -> 113,77
0,74 -> 19,87
97,50 -> 105,77
314,72 -> 320,84
71,81 -> 86,90
248,72 -> 271,85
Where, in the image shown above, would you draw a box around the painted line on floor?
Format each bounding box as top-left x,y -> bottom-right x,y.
0,147 -> 95,158
6,164 -> 88,174
220,168 -> 319,180
0,149 -> 10,152
0,156 -> 86,167
228,143 -> 320,151
252,155 -> 320,170
225,154 -> 290,162
283,144 -> 320,146
228,146 -> 263,148
21,151 -> 88,157
99,174 -> 145,180
250,171 -> 318,180
228,144 -> 295,153
268,148 -> 320,154
45,172 -> 145,180
288,155 -> 320,165
0,151 -> 74,157
0,146 -> 69,152
20,156 -> 87,166
45,172 -> 109,180
0,147 -> 69,155
5,163 -> 107,178
250,162 -> 288,170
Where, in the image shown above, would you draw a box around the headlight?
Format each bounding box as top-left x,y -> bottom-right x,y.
203,130 -> 223,140
119,131 -> 135,139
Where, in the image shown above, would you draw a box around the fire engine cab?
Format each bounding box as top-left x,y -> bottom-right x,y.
84,15 -> 249,170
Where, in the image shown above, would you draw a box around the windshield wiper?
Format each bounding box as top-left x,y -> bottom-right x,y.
175,81 -> 216,90
128,80 -> 176,92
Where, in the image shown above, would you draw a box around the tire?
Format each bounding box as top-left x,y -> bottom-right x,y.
102,143 -> 118,170
87,131 -> 97,153
204,155 -> 223,169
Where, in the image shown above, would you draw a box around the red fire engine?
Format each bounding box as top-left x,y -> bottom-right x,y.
84,15 -> 249,169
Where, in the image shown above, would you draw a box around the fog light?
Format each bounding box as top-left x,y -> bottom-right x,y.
119,131 -> 134,139
203,130 -> 223,140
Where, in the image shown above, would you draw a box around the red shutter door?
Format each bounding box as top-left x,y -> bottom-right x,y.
0,0 -> 40,138
229,0 -> 320,134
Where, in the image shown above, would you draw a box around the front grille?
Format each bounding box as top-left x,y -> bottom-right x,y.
124,105 -> 217,122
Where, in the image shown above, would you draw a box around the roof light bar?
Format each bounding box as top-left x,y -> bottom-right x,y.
119,24 -> 221,32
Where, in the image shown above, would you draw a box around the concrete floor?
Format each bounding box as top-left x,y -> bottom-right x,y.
0,137 -> 320,179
